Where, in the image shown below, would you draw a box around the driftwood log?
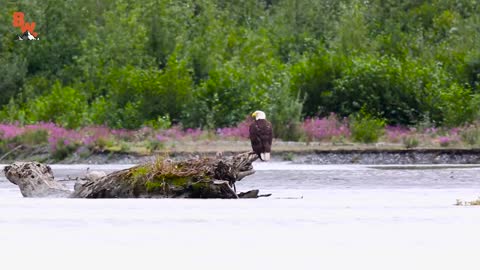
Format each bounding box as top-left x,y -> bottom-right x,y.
3,161 -> 71,198
3,152 -> 270,199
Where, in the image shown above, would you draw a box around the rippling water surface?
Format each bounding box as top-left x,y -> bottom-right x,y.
1,162 -> 480,270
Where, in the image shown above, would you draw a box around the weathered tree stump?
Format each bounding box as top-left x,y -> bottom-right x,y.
3,152 -> 270,199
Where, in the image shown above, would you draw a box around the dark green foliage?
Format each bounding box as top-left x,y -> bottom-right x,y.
290,51 -> 342,117
1,0 -> 480,133
88,58 -> 193,129
0,55 -> 27,106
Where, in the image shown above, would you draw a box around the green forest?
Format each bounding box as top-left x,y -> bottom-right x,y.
1,0 -> 479,139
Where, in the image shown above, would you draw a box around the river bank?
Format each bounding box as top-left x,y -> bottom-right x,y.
2,140 -> 480,165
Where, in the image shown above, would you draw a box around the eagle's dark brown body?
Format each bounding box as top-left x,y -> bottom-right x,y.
249,119 -> 273,161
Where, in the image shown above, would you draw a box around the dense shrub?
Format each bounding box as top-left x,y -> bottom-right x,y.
266,75 -> 304,141
25,82 -> 89,129
438,83 -> 480,127
350,111 -> 386,143
290,52 -> 343,117
332,55 -> 451,125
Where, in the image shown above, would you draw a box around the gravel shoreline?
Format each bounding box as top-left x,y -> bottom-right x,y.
2,145 -> 480,165
54,148 -> 480,165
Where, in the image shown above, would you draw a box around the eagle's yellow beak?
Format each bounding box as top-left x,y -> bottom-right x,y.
251,112 -> 257,117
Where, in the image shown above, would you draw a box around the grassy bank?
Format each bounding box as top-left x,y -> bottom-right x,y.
2,116 -> 480,163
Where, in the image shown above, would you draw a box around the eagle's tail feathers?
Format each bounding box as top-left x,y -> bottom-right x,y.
260,152 -> 270,161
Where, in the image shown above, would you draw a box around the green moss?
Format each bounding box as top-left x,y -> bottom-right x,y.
152,174 -> 189,186
131,166 -> 149,178
145,181 -> 164,192
144,173 -> 191,194
167,175 -> 189,186
129,166 -> 151,191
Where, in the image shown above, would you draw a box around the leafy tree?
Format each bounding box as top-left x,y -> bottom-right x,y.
0,0 -> 479,133
26,82 -> 89,128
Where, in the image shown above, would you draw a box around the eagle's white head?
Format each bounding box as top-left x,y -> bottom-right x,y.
252,110 -> 266,120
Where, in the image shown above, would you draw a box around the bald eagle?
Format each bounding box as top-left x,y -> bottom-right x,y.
249,110 -> 273,161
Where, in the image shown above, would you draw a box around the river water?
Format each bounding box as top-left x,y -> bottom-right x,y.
1,162 -> 480,270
